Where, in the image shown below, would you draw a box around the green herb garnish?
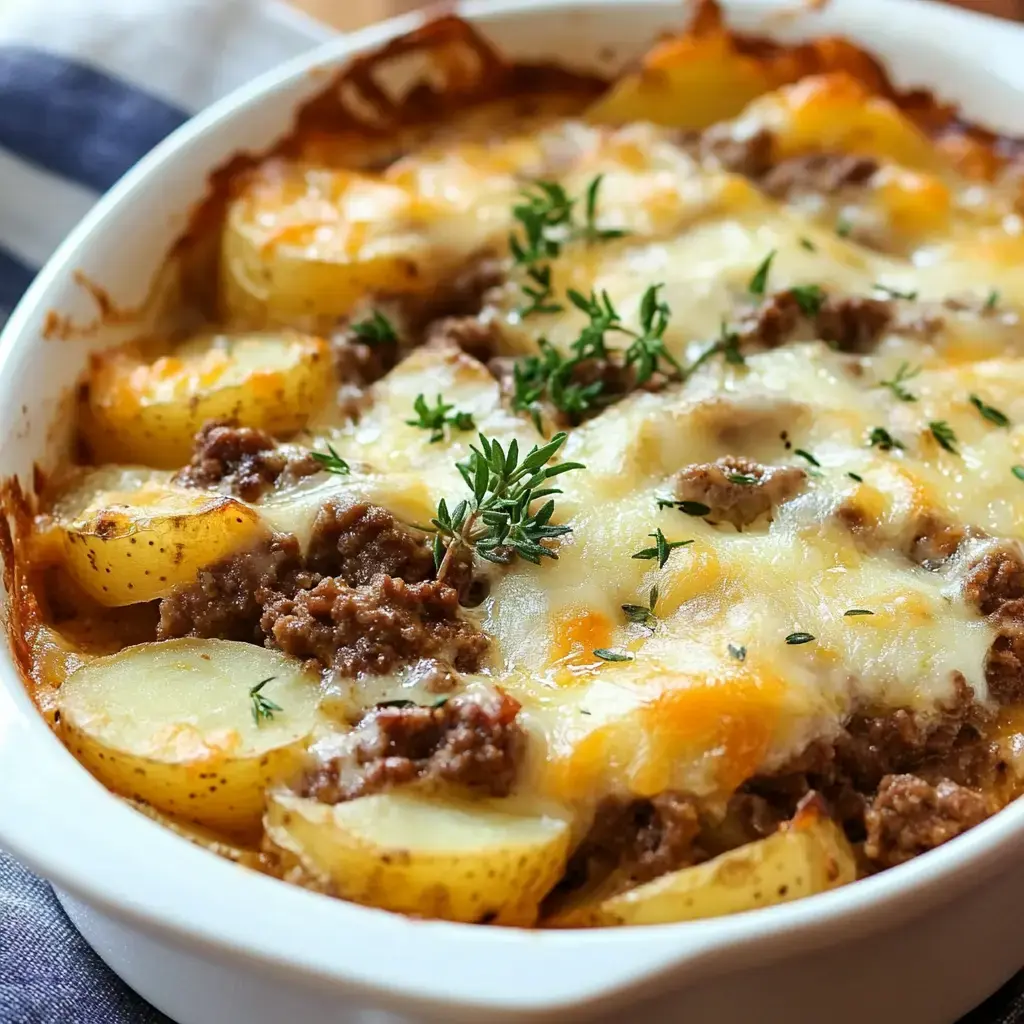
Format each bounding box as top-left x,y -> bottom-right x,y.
657,497 -> 712,517
879,362 -> 921,403
844,609 -> 874,617
868,427 -> 904,452
748,250 -> 777,296
969,394 -> 1010,428
836,216 -> 853,238
799,237 -> 816,252
249,677 -> 282,726
785,632 -> 815,645
874,283 -> 919,301
1013,466 -> 1024,482
431,432 -> 583,577
984,289 -> 1000,311
727,473 -> 758,485
794,448 -> 820,468
622,586 -> 660,630
593,648 -> 633,662
351,310 -> 398,345
578,174 -> 627,245
728,643 -> 747,661
632,528 -> 693,569
847,471 -> 864,482
929,420 -> 959,455
791,284 -> 826,316
406,394 -> 475,443
310,442 -> 351,475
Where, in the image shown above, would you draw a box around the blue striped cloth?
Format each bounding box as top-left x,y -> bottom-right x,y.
0,0 -> 1023,1020
0,4 -> 332,1019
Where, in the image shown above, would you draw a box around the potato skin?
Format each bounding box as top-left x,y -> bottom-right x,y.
82,330 -> 330,467
59,639 -> 322,836
265,791 -> 572,925
551,800 -> 857,927
60,482 -> 267,606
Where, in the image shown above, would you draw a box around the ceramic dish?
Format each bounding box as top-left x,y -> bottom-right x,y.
2,1 -> 1024,1021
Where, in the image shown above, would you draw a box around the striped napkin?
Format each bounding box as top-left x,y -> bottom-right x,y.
0,4 -> 330,1019
0,0 -> 1023,1020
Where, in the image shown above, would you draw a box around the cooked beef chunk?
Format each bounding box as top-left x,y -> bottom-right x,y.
907,514 -> 967,571
815,296 -> 894,353
261,574 -> 489,676
964,544 -> 1024,615
173,421 -> 320,501
445,254 -> 506,314
760,153 -> 879,198
864,774 -> 990,869
427,316 -> 498,361
306,501 -> 436,585
672,456 -> 806,528
157,534 -> 315,643
699,126 -> 774,177
742,674 -> 990,840
962,545 -> 1024,704
302,691 -> 525,802
738,291 -> 893,354
562,792 -> 702,892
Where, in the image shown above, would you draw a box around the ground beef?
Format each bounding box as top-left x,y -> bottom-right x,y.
962,545 -> 1024,704
699,126 -> 774,177
427,316 -> 498,361
302,691 -> 525,802
173,421 -> 320,501
760,153 -> 879,198
816,296 -> 894,353
562,792 -> 702,893
738,291 -> 893,354
907,513 -> 967,571
963,544 -> 1024,615
261,573 -> 489,676
157,534 -> 316,643
742,674 -> 990,840
444,254 -> 506,314
864,774 -> 990,869
306,501 -> 436,585
672,456 -> 806,528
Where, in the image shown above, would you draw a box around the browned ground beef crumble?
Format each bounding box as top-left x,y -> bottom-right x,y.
157,501 -> 487,675
302,691 -> 526,801
759,152 -> 879,198
864,774 -> 992,869
673,456 -> 806,528
963,545 -> 1024,704
174,420 -> 320,501
262,574 -> 489,676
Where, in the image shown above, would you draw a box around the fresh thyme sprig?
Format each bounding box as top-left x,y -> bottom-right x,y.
406,394 -> 475,443
351,310 -> 398,345
929,420 -> 959,455
874,283 -> 919,301
748,250 -> 777,297
430,432 -> 584,579
249,677 -> 282,726
509,176 -> 623,318
622,585 -> 660,630
632,528 -> 692,569
879,362 -> 921,402
868,427 -> 904,452
310,442 -> 351,475
969,394 -> 1010,428
791,284 -> 826,316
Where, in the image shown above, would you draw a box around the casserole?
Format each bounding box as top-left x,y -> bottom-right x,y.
2,0 -> 1024,1020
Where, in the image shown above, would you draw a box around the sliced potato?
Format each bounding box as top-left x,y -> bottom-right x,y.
265,790 -> 572,925
56,474 -> 267,606
83,329 -> 330,467
551,801 -> 856,927
220,163 -> 435,326
60,639 -> 321,835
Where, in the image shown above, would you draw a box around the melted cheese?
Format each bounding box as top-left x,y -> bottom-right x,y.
66,66 -> 1024,821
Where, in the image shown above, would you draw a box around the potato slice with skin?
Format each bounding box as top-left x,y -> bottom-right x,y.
83,329 -> 330,467
221,164 -> 435,326
265,791 -> 572,925
58,478 -> 267,606
551,799 -> 856,927
60,639 -> 321,836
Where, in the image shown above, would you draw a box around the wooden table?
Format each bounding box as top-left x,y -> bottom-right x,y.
290,0 -> 1023,31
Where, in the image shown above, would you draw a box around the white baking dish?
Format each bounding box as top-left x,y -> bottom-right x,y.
2,2 -> 1024,1022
